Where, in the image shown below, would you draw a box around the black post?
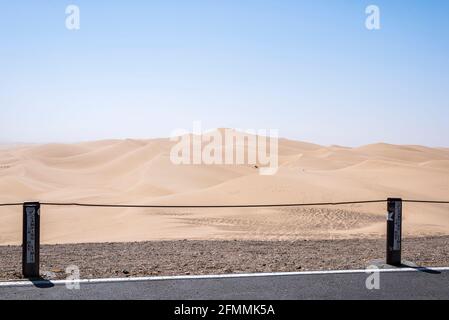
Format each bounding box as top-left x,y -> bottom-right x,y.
22,202 -> 40,278
386,198 -> 402,266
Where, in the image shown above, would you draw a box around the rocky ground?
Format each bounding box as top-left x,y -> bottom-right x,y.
1,237 -> 449,281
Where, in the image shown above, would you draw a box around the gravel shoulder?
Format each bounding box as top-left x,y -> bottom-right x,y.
1,236 -> 449,281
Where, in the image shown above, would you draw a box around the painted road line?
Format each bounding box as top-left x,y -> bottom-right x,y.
1,266 -> 449,287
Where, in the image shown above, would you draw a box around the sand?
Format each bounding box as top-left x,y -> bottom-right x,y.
0,130 -> 449,245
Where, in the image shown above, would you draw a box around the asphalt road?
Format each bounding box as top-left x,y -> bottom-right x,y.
1,269 -> 448,300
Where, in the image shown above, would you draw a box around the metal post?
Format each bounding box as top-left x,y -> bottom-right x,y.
386,198 -> 402,266
22,202 -> 40,278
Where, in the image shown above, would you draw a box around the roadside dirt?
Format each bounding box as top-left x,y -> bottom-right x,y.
1,237 -> 448,280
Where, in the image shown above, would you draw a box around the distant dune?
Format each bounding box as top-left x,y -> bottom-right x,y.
1,130 -> 449,245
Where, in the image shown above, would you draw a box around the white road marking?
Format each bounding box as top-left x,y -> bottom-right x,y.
1,267 -> 448,287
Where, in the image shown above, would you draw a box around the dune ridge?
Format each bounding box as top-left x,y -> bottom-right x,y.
1,130 -> 448,245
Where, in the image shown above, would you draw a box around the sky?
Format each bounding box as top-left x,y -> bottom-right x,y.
1,0 -> 449,147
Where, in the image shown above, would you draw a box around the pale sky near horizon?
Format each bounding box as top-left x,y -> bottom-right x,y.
1,1 -> 449,147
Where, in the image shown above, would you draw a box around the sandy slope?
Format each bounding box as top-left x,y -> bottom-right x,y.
0,130 -> 448,245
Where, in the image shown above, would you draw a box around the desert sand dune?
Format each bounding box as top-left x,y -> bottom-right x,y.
0,130 -> 448,245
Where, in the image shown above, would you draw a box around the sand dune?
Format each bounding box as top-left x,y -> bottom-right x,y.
1,130 -> 448,245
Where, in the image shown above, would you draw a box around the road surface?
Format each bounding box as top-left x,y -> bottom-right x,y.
1,268 -> 448,300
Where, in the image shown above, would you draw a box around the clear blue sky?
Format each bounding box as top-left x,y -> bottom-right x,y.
1,1 -> 448,146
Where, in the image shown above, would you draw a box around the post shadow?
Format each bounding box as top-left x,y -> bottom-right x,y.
28,276 -> 55,289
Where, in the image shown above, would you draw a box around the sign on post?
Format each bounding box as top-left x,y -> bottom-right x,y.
386,198 -> 402,266
22,202 -> 40,278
